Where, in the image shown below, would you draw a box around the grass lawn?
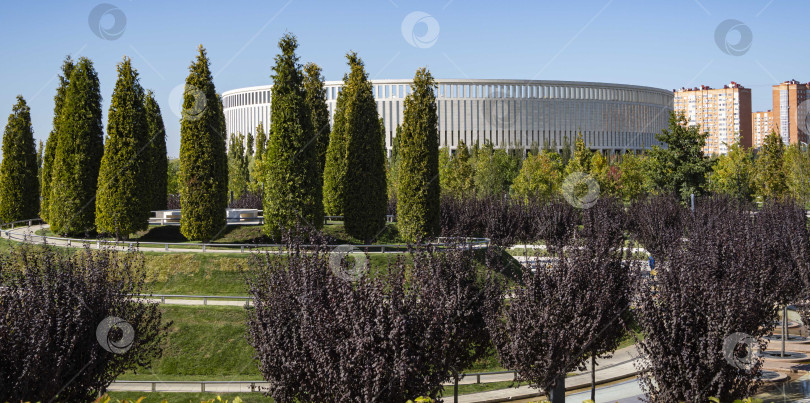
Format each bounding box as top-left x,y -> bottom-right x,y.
120,305 -> 261,380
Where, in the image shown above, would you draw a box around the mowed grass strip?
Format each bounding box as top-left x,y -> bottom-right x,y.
120,305 -> 261,379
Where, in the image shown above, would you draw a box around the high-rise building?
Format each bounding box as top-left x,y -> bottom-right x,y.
752,110 -> 773,148
673,82 -> 752,155
772,80 -> 810,145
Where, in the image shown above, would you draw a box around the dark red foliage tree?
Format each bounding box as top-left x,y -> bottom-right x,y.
0,245 -> 167,402
439,195 -> 544,247
628,194 -> 687,259
484,197 -> 630,401
246,233 -> 494,402
631,195 -> 785,402
229,190 -> 262,209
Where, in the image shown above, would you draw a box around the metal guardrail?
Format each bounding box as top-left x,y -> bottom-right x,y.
135,293 -> 253,306
111,369 -> 518,392
1,218 -> 490,254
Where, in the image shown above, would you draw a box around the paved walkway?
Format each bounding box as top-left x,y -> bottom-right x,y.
107,345 -> 643,399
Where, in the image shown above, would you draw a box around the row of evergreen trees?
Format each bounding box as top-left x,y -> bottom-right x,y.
0,56 -> 169,237
258,34 -> 440,242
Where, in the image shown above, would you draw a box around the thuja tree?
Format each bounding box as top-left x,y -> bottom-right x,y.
303,62 -> 330,226
227,132 -> 249,198
248,122 -> 267,193
49,57 -> 104,236
0,244 -> 167,401
96,57 -> 150,238
397,68 -> 440,242
322,72 -> 350,215
631,195 -> 785,402
246,235 -> 493,402
0,96 -> 39,223
341,53 -> 387,241
263,34 -> 321,237
41,56 -> 74,222
144,90 -> 168,211
485,197 -> 629,401
179,46 -> 228,241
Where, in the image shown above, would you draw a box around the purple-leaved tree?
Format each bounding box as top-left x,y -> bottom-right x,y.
0,244 -> 167,402
631,195 -> 791,401
246,231 -> 495,402
485,197 -> 630,402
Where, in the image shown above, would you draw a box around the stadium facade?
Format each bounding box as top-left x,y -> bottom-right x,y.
222,79 -> 673,155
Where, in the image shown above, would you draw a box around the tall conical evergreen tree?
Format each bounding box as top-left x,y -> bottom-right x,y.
49,57 -> 104,236
0,96 -> 39,222
96,57 -> 150,238
255,122 -> 267,161
341,53 -> 387,242
41,56 -> 74,222
263,34 -> 321,237
144,90 -> 168,211
228,132 -> 249,197
179,46 -> 228,241
248,122 -> 267,193
246,132 -> 255,160
303,62 -> 329,226
397,68 -> 440,242
322,75 -> 350,215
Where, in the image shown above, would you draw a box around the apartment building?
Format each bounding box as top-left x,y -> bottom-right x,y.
673,82 -> 752,155
772,79 -> 810,145
751,110 -> 774,148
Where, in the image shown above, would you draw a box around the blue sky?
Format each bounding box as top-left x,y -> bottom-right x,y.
0,0 -> 804,157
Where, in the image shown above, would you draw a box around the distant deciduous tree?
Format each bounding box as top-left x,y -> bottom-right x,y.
707,142 -> 755,202
756,132 -> 787,201
510,150 -> 562,202
645,112 -> 711,200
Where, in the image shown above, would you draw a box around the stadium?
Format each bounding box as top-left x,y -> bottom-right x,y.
222,79 -> 674,156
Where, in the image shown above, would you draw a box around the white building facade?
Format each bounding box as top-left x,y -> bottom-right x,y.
222,79 -> 673,155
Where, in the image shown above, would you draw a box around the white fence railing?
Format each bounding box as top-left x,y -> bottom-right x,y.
0,218 -> 490,254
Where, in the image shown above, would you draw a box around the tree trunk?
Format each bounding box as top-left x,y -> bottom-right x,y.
590,354 -> 596,402
782,305 -> 788,357
549,374 -> 565,403
453,371 -> 459,403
